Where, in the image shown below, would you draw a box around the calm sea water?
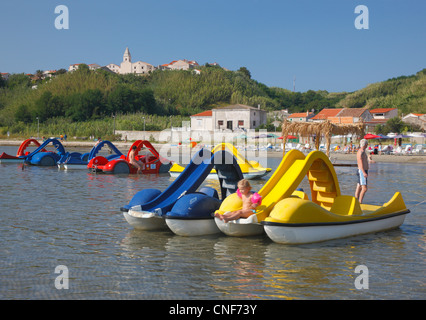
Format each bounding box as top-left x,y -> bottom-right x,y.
0,145 -> 424,300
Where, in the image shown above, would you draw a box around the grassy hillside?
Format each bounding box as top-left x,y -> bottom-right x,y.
336,69 -> 426,114
0,64 -> 424,138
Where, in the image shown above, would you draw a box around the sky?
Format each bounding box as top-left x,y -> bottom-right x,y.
0,0 -> 425,93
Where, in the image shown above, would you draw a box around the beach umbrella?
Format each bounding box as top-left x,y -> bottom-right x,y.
408,133 -> 426,138
377,134 -> 391,139
392,134 -> 411,139
235,134 -> 248,139
364,134 -> 381,139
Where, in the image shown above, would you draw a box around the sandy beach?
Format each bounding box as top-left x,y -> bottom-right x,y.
1,139 -> 425,164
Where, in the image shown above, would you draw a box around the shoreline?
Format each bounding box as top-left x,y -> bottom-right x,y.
1,139 -> 425,164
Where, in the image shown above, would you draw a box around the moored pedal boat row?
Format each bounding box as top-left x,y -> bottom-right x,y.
1,139 -> 409,244
121,148 -> 410,244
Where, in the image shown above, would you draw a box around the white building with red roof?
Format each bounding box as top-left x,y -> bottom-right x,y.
287,111 -> 315,122
402,113 -> 425,130
160,59 -> 199,71
311,108 -> 343,122
190,104 -> 267,131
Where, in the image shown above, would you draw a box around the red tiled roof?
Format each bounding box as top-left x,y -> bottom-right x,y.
369,108 -> 397,113
336,108 -> 369,117
311,108 -> 343,120
288,112 -> 314,118
191,110 -> 212,117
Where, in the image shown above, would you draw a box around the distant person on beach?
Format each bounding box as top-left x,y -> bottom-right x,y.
94,137 -> 102,146
215,179 -> 262,222
355,139 -> 369,204
128,145 -> 144,174
368,151 -> 375,164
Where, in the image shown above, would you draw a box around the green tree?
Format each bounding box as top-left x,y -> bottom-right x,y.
65,89 -> 105,121
385,117 -> 404,133
34,91 -> 64,120
15,104 -> 32,123
6,73 -> 31,89
238,67 -> 251,79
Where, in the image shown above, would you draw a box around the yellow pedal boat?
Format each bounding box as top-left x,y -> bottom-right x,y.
169,143 -> 271,180
215,149 -> 409,241
262,192 -> 409,244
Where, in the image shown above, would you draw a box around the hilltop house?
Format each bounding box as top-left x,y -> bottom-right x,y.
370,108 -> 398,120
190,104 -> 267,132
1,72 -> 11,80
311,108 -> 343,122
402,113 -> 425,130
327,108 -> 372,124
160,59 -> 199,71
287,111 -> 315,122
364,108 -> 398,127
119,47 -> 155,75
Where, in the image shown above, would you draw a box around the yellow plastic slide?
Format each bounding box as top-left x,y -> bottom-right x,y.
215,149 -> 341,222
169,143 -> 271,178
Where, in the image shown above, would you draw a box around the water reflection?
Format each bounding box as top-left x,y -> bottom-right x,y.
0,146 -> 425,299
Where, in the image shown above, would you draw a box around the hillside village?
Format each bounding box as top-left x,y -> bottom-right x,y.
1,47 -> 215,82
68,47 -> 211,75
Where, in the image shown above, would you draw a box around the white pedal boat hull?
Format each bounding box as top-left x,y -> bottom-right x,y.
165,218 -> 221,236
123,207 -> 168,230
263,212 -> 408,244
214,215 -> 264,237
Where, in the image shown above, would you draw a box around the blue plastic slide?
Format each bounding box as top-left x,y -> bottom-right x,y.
87,140 -> 123,161
121,149 -> 243,215
25,138 -> 66,166
57,140 -> 123,168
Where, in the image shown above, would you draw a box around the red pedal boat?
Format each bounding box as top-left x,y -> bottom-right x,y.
0,139 -> 47,163
87,140 -> 172,174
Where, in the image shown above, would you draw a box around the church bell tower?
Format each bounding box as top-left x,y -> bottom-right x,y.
123,47 -> 131,63
120,47 -> 132,74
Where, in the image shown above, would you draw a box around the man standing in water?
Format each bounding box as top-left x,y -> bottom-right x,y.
129,145 -> 144,174
355,139 -> 369,203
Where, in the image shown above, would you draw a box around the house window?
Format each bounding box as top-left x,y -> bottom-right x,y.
238,120 -> 244,127
227,121 -> 233,130
218,120 -> 223,127
253,120 -> 256,127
